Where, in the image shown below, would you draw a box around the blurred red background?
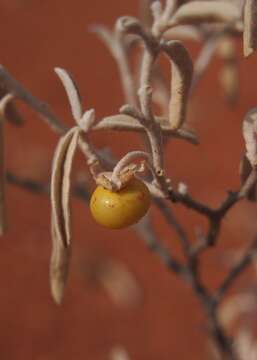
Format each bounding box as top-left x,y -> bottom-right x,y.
0,0 -> 257,359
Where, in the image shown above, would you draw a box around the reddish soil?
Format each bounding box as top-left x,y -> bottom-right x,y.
0,1 -> 257,359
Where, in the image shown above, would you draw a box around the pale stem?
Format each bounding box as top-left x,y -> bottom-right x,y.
145,127 -> 163,172
138,50 -> 165,173
78,137 -> 100,166
79,109 -> 95,132
139,51 -> 156,120
93,114 -> 198,145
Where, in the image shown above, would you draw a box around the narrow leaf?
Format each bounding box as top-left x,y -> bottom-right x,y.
50,223 -> 71,305
243,0 -> 257,57
55,68 -> 83,122
240,154 -> 256,201
94,114 -> 198,144
162,41 -> 193,130
50,127 -> 80,304
242,108 -> 257,167
170,2 -> 241,26
164,25 -> 203,42
218,38 -> 238,104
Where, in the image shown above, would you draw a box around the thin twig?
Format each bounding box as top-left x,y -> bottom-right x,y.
154,197 -> 191,256
215,237 -> 257,302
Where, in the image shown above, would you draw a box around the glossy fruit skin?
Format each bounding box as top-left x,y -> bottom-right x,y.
90,178 -> 151,229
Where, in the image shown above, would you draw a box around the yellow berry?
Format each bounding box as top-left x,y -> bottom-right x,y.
90,178 -> 151,229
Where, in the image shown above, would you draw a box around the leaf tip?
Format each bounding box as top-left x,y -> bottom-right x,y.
244,46 -> 254,57
50,277 -> 66,305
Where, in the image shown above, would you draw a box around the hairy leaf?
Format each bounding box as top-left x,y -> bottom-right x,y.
50,127 -> 80,304
55,68 -> 83,122
170,1 -> 241,26
240,154 -> 256,201
162,41 -> 193,130
243,0 -> 257,57
242,108 -> 257,167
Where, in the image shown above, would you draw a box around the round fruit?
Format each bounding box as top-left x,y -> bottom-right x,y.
90,178 -> 151,229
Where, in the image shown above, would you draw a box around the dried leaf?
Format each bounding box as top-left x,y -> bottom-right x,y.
170,1 -> 241,26
50,127 -> 80,304
242,108 -> 257,167
162,40 -> 193,130
95,114 -> 166,131
219,64 -> 239,104
50,223 -> 71,305
164,25 -> 203,42
55,68 -> 83,122
192,35 -> 221,90
240,154 -> 256,201
94,114 -> 141,130
94,114 -> 198,144
217,37 -> 238,104
243,0 -> 257,57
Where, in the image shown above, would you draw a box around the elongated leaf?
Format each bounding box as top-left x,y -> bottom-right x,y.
50,223 -> 71,305
164,25 -> 203,42
242,108 -> 257,167
50,127 -> 80,304
243,0 -> 257,57
94,114 -> 141,130
94,114 -> 198,144
217,37 -> 238,104
170,2 -> 240,26
162,41 -> 193,130
240,154 -> 256,201
55,68 -> 83,122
